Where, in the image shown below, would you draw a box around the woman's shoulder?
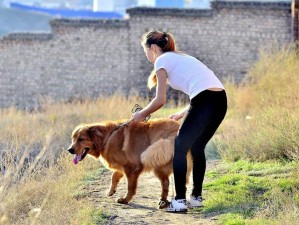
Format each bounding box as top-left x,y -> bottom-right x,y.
159,51 -> 185,60
167,51 -> 194,58
156,52 -> 172,63
157,52 -> 194,65
161,51 -> 174,57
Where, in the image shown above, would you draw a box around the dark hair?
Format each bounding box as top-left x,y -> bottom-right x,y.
141,30 -> 177,89
141,30 -> 177,53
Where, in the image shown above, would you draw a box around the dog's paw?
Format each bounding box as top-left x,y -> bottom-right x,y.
117,197 -> 129,204
106,189 -> 116,197
158,199 -> 170,209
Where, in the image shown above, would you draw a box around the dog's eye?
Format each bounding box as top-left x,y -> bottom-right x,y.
78,137 -> 84,142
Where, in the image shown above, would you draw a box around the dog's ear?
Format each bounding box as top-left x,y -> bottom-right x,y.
87,126 -> 104,150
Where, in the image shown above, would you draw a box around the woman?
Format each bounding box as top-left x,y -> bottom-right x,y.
131,30 -> 227,212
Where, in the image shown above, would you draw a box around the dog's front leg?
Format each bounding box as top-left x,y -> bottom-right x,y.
107,171 -> 124,197
117,169 -> 142,204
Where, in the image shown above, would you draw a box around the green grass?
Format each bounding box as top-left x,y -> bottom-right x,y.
77,208 -> 110,225
73,165 -> 109,196
82,166 -> 108,182
196,160 -> 299,224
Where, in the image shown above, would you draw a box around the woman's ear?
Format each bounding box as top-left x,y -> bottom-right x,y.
152,44 -> 159,55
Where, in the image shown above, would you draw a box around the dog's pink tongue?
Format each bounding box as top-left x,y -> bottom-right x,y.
73,154 -> 82,165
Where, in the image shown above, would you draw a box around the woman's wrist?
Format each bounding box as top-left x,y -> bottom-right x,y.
139,109 -> 149,119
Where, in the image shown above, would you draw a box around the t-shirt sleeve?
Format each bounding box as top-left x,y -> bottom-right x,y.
154,55 -> 167,72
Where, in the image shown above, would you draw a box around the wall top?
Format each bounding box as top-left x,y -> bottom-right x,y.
126,7 -> 212,17
50,19 -> 129,28
127,1 -> 291,17
211,0 -> 291,10
1,32 -> 53,42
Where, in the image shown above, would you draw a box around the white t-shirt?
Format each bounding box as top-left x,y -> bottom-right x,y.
155,52 -> 224,99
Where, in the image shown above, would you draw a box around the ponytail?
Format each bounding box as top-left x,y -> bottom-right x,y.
147,69 -> 157,90
162,32 -> 176,53
141,30 -> 177,89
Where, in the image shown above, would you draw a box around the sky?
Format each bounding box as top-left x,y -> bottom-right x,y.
138,0 -> 155,7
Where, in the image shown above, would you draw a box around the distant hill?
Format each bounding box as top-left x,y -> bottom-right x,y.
0,7 -> 52,37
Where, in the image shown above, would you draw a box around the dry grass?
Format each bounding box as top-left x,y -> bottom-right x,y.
1,155 -> 96,225
0,94 -> 183,224
217,46 -> 299,162
0,95 -> 154,224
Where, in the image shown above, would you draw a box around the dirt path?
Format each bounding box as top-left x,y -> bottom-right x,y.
82,160 -> 221,225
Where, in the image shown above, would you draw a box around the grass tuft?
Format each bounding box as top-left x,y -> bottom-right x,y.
217,46 -> 299,162
198,160 -> 299,225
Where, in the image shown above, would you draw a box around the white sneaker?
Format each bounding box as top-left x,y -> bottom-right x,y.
188,195 -> 203,208
164,199 -> 188,212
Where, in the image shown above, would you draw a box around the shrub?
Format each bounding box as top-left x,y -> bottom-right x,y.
217,46 -> 299,162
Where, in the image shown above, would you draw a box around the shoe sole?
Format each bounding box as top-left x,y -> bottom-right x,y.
164,209 -> 188,213
164,208 -> 188,213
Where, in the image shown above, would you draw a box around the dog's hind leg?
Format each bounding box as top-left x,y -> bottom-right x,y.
107,171 -> 124,197
117,168 -> 142,204
154,169 -> 171,209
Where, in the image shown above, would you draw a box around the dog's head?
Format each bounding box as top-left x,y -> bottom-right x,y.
67,124 -> 105,165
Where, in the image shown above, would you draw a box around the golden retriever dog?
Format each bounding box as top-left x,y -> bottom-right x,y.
67,118 -> 192,208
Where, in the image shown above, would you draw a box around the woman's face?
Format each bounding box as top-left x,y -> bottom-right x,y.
143,45 -> 155,64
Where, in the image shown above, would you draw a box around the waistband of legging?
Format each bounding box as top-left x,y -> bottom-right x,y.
190,89 -> 226,105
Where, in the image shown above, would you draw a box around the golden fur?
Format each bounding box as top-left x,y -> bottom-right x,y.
67,118 -> 192,207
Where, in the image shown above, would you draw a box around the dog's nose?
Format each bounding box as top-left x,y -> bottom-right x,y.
68,148 -> 75,154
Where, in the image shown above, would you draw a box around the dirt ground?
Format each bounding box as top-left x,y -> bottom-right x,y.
82,160 -> 221,225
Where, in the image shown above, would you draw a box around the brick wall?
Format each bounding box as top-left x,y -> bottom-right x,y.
0,1 -> 292,109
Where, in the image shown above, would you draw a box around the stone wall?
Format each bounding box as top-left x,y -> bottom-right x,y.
0,20 -> 129,109
0,1 -> 292,109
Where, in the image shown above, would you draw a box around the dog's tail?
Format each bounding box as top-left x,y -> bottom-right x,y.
141,138 -> 174,171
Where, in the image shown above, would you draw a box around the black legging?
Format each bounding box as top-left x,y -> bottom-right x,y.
173,90 -> 227,199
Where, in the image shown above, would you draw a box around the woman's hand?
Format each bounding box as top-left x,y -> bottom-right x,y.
131,111 -> 146,122
168,111 -> 185,121
169,106 -> 190,121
